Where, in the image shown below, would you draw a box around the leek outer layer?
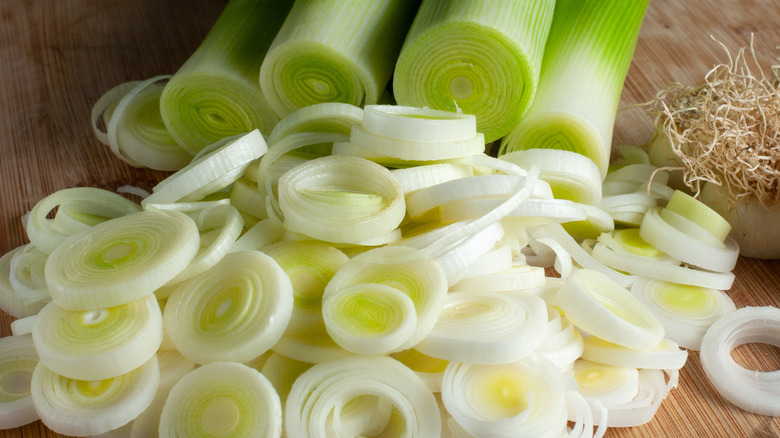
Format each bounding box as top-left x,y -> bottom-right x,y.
393,0 -> 555,143
498,0 -> 649,177
160,0 -> 293,154
259,0 -> 419,119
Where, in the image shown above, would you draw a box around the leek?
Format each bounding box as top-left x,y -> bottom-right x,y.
159,0 -> 292,154
158,361 -> 282,437
259,0 -> 419,118
163,251 -> 293,364
499,0 -> 649,177
44,209 -> 200,311
393,0 -> 556,142
0,334 -> 39,429
0,246 -> 49,319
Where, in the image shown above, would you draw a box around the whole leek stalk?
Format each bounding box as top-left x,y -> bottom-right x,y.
160,0 -> 293,155
258,0 -> 420,119
392,0 -> 556,143
498,0 -> 649,177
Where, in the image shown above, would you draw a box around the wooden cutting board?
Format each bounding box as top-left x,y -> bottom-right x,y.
1,0 -> 778,436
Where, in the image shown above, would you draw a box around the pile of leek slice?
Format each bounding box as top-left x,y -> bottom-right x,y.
1,104 -> 773,437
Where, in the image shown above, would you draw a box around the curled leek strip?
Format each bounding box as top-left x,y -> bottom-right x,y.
630,277 -> 736,351
639,207 -> 740,273
393,0 -> 555,143
0,334 -> 39,429
8,244 -> 47,292
533,306 -> 584,369
562,203 -> 615,241
91,80 -> 141,147
26,187 -> 142,254
556,269 -> 665,351
103,75 -> 192,171
160,0 -> 291,154
449,264 -> 546,293
259,0 -> 418,118
141,129 -> 268,207
0,246 -> 48,318
285,355 -> 441,438
581,336 -> 688,371
415,291 -> 548,364
441,357 -> 568,438
44,209 -> 199,311
267,102 -> 364,146
31,355 -> 160,437
324,245 -> 448,351
323,283 -> 417,355
362,105 -> 477,143
277,155 -> 406,244
500,148 -> 603,205
32,294 -> 163,381
700,306 -> 780,417
163,251 -> 293,364
573,359 -> 640,406
159,361 -> 282,438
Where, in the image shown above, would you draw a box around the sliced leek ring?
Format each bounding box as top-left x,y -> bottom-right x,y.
267,102 -> 363,145
159,361 -> 282,437
362,105 -> 477,142
31,355 -> 160,437
0,334 -> 39,429
45,209 -> 199,311
556,269 -> 664,351
349,124 -> 486,162
573,359 -> 639,406
32,294 -> 163,381
163,250 -> 293,364
0,246 -> 49,319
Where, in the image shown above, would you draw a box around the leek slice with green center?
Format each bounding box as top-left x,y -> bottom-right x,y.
393,0 -> 556,143
573,359 -> 639,406
31,356 -> 160,437
259,0 -> 418,118
324,245 -> 448,351
159,361 -> 282,437
0,334 -> 39,429
44,209 -> 199,311
159,0 -> 292,154
163,250 -> 293,364
499,0 -> 649,176
32,294 -> 162,381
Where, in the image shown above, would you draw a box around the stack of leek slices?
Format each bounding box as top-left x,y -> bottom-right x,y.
1,104 -> 770,437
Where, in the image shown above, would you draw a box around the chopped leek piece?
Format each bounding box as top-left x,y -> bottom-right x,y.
163,251 -> 293,364
267,102 -> 363,146
581,336 -> 688,370
499,0 -> 649,176
0,334 -> 39,429
573,359 -> 639,406
0,246 -> 49,319
394,0 -> 556,142
160,0 -> 292,154
32,294 -> 163,381
44,209 -> 199,311
159,361 -> 282,437
259,0 -> 418,117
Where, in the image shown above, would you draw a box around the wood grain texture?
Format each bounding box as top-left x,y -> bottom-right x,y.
0,0 -> 778,437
